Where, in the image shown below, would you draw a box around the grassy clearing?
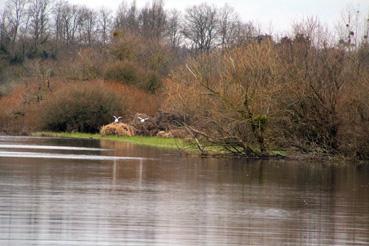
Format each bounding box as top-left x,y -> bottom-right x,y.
33,132 -> 196,152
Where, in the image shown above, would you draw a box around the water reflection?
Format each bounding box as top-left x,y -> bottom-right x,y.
0,137 -> 368,245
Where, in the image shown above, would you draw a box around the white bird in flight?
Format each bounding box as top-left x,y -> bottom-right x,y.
138,116 -> 149,123
113,116 -> 122,123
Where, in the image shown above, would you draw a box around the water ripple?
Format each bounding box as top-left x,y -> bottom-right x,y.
0,151 -> 147,161
0,144 -> 109,152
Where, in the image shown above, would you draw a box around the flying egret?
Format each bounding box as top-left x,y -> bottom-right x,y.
113,116 -> 122,123
137,116 -> 149,123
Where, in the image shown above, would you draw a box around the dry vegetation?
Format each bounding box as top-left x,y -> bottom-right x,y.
100,123 -> 135,137
0,0 -> 369,159
164,37 -> 369,158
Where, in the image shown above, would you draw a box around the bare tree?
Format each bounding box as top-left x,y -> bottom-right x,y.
237,22 -> 260,44
97,8 -> 113,45
336,7 -> 365,49
364,15 -> 369,43
182,3 -> 218,52
77,7 -> 97,46
114,1 -> 139,32
217,5 -> 241,48
53,1 -> 81,47
3,0 -> 29,55
0,10 -> 11,53
166,9 -> 182,49
138,0 -> 167,39
292,17 -> 330,48
28,0 -> 50,53
53,0 -> 64,47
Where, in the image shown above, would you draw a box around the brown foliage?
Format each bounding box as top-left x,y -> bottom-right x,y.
0,79 -> 62,133
103,60 -> 161,92
164,37 -> 369,158
274,34 -> 369,156
0,86 -> 26,133
104,61 -> 143,85
164,41 -> 282,155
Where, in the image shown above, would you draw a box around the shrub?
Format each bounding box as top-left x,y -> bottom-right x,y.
106,31 -> 172,92
40,83 -> 126,133
104,61 -> 141,85
104,61 -> 163,93
144,72 -> 161,93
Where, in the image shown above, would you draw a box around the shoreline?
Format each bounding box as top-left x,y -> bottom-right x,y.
32,132 -> 193,152
29,132 -> 355,163
27,132 -> 318,161
31,132 -> 277,158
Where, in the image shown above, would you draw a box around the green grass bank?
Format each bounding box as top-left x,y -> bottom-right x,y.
33,132 -> 195,152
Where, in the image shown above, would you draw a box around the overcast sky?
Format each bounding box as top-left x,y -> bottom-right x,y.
0,0 -> 368,33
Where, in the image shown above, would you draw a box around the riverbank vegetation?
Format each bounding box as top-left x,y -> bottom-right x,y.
1,0 -> 369,159
33,132 -> 192,151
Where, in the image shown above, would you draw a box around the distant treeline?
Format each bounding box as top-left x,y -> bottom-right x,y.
0,0 -> 367,74
0,0 -> 261,63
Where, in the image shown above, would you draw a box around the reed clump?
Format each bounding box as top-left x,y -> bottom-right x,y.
100,123 -> 136,137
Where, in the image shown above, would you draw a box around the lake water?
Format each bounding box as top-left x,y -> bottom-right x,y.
0,136 -> 368,246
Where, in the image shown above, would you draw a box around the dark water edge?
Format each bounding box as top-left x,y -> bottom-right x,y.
0,136 -> 368,245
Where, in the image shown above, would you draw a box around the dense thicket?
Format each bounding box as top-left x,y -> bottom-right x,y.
164,37 -> 369,158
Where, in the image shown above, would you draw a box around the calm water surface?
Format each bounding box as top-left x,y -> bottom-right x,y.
0,136 -> 368,246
